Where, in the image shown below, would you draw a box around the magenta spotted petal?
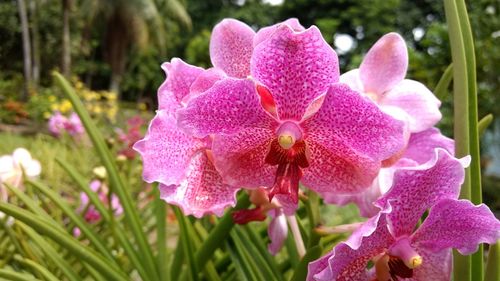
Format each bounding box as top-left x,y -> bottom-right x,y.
412,199 -> 500,255
210,19 -> 255,78
359,32 -> 408,94
251,24 -> 339,120
253,18 -> 305,47
375,149 -> 468,237
158,59 -> 204,113
212,127 -> 276,188
404,127 -> 454,164
159,152 -> 239,218
411,248 -> 451,281
303,83 -> 405,161
133,110 -> 205,185
178,78 -> 277,138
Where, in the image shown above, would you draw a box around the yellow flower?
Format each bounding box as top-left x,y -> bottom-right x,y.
59,99 -> 73,113
48,95 -> 57,102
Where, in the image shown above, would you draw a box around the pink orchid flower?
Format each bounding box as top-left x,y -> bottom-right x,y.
307,149 -> 500,281
328,127 -> 454,217
65,112 -> 85,136
178,19 -> 406,210
340,33 -> 442,133
48,111 -> 68,137
77,180 -> 123,223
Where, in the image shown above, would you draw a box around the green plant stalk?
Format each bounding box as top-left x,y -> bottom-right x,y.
193,193 -> 250,270
0,203 -> 128,281
434,63 -> 453,100
17,222 -> 81,281
53,72 -> 160,281
0,269 -> 39,281
13,255 -> 60,281
485,241 -> 500,281
478,114 -> 493,137
456,0 -> 483,278
173,207 -> 198,281
27,180 -> 117,264
444,0 -> 471,280
154,187 -> 169,281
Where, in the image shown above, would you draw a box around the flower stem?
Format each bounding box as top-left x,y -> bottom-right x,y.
287,215 -> 306,258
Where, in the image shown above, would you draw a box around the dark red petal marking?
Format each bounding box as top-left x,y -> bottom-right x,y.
232,206 -> 267,224
387,256 -> 413,280
265,139 -> 309,204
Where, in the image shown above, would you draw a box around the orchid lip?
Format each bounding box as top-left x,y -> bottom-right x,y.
276,121 -> 303,150
388,237 -> 423,269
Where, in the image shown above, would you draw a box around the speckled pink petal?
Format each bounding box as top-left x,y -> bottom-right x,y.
380,79 -> 442,133
302,137 -> 380,196
359,33 -> 408,95
251,25 -> 339,120
212,127 -> 276,188
375,149 -> 469,238
403,127 -> 454,164
177,78 -> 276,138
187,68 -> 227,98
267,208 -> 288,255
409,248 -> 452,281
133,110 -> 205,185
253,18 -> 305,47
339,69 -> 364,93
158,59 -> 204,112
307,213 -> 394,281
412,199 -> 500,255
159,152 -> 239,218
303,83 -> 405,162
210,19 -> 255,78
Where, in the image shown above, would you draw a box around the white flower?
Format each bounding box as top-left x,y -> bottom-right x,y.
0,148 -> 42,197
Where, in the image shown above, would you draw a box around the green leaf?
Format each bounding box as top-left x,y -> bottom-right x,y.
154,186 -> 169,281
0,269 -> 40,281
14,255 -> 60,281
434,63 -> 453,100
193,193 -> 250,270
443,0 -> 472,279
173,207 -> 198,281
478,114 -> 493,137
290,245 -> 323,281
26,179 -> 116,264
17,222 -> 81,281
52,72 -> 159,281
485,242 -> 500,281
0,203 -> 128,281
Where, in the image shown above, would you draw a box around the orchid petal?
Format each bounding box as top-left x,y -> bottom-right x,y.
251,24 -> 339,120
411,248 -> 451,281
303,83 -> 405,162
380,79 -> 442,133
267,208 -> 288,255
158,59 -> 204,112
253,18 -> 305,47
412,199 -> 500,255
403,127 -> 454,164
210,19 -> 255,78
339,69 -> 364,93
307,213 -> 394,281
359,32 -> 408,94
159,152 -> 239,218
212,127 -> 276,188
133,110 -> 205,185
177,78 -> 276,138
187,68 -> 227,98
375,149 -> 468,237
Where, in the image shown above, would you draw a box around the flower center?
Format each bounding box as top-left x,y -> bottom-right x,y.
374,238 -> 423,281
265,122 -> 308,204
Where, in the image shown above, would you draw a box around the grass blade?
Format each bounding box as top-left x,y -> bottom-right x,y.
478,114 -> 493,137
53,72 -> 159,281
434,63 -> 453,101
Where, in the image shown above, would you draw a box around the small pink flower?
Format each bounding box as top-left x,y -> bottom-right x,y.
178,19 -> 406,211
76,180 -> 122,228
65,112 -> 85,136
307,150 -> 500,281
340,33 -> 442,133
48,111 -> 68,137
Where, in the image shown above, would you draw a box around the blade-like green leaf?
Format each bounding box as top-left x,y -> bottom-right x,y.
0,203 -> 128,281
173,207 -> 198,281
18,222 -> 81,281
154,186 -> 169,281
14,256 -> 60,281
0,269 -> 40,281
434,63 -> 453,100
290,245 -> 323,281
485,242 -> 500,281
53,72 -> 159,281
478,114 -> 493,137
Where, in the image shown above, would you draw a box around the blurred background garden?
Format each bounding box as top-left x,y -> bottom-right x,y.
0,0 -> 499,279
